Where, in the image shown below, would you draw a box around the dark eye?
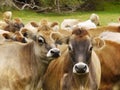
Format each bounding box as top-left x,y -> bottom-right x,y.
38,37 -> 45,44
68,44 -> 73,51
89,46 -> 93,51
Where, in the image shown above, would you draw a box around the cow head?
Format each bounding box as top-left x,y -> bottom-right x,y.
67,28 -> 93,75
2,31 -> 27,43
4,18 -> 24,33
21,22 -> 61,64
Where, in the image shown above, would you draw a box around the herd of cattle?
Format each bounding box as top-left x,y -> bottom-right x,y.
0,11 -> 119,90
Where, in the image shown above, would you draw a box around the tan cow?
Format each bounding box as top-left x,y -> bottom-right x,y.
87,25 -> 120,38
0,23 -> 61,90
4,18 -> 24,33
0,29 -> 27,43
3,11 -> 12,21
43,28 -> 101,90
93,35 -> 120,90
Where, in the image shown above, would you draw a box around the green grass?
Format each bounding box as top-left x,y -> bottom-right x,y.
0,1 -> 120,26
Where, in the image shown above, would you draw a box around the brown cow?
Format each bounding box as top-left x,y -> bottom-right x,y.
0,29 -> 27,43
4,18 -> 24,33
0,23 -> 61,90
43,28 -> 101,90
87,25 -> 120,38
93,37 -> 120,90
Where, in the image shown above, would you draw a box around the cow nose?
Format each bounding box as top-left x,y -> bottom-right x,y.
22,38 -> 27,43
47,48 -> 61,58
50,48 -> 60,58
75,64 -> 87,73
73,62 -> 89,74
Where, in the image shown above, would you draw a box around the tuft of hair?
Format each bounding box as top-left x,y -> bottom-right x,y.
38,24 -> 51,31
72,28 -> 89,37
14,18 -> 22,23
40,19 -> 48,26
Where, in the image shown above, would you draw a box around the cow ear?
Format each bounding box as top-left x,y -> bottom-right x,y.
92,37 -> 105,49
51,32 -> 69,44
2,33 -> 11,39
30,21 -> 39,27
20,28 -> 36,40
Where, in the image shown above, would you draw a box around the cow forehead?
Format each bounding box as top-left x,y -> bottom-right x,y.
37,30 -> 54,42
70,34 -> 90,42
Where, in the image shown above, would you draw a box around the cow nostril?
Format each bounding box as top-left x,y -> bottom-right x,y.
50,50 -> 55,54
22,38 -> 27,43
50,49 -> 60,58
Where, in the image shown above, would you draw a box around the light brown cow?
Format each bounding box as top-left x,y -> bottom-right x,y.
3,11 -> 12,21
0,23 -> 61,90
43,28 -> 101,90
4,18 -> 24,33
0,29 -> 27,43
93,37 -> 120,90
87,25 -> 120,38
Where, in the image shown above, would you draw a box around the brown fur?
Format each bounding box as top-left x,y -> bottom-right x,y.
2,31 -> 27,43
4,18 -> 24,33
94,40 -> 120,90
50,22 -> 59,28
0,23 -> 61,90
43,29 -> 101,90
88,25 -> 120,38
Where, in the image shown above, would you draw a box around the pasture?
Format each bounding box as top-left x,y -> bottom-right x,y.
0,9 -> 119,26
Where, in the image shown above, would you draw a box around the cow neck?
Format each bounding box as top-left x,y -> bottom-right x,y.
23,41 -> 48,89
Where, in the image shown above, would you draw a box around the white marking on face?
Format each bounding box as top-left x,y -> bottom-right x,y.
46,48 -> 61,57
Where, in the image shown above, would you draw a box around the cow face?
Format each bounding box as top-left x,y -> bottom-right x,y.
4,18 -> 24,33
68,28 -> 92,75
2,31 -> 27,43
21,24 -> 61,64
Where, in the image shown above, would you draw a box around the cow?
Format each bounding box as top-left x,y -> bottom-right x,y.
93,33 -> 120,90
0,29 -> 27,43
61,19 -> 80,31
43,28 -> 101,90
24,21 -> 39,34
72,13 -> 100,30
3,11 -> 12,21
89,13 -> 100,26
87,25 -> 120,38
4,18 -> 24,33
0,23 -> 61,90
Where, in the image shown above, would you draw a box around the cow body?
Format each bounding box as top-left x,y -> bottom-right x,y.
0,24 -> 61,90
43,29 -> 101,90
88,25 -> 120,38
94,33 -> 120,90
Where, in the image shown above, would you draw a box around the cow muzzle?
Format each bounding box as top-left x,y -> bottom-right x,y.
73,62 -> 89,75
47,48 -> 61,58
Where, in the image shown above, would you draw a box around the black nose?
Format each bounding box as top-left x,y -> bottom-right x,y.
50,49 -> 60,58
75,64 -> 87,73
22,38 -> 27,43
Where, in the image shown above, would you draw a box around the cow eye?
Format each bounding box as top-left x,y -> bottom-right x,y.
38,37 -> 45,44
89,45 -> 93,51
68,44 -> 73,51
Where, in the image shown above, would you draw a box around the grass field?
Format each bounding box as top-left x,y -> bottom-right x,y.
0,1 -> 120,26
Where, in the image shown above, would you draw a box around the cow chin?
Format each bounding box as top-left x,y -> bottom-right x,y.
73,62 -> 89,75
